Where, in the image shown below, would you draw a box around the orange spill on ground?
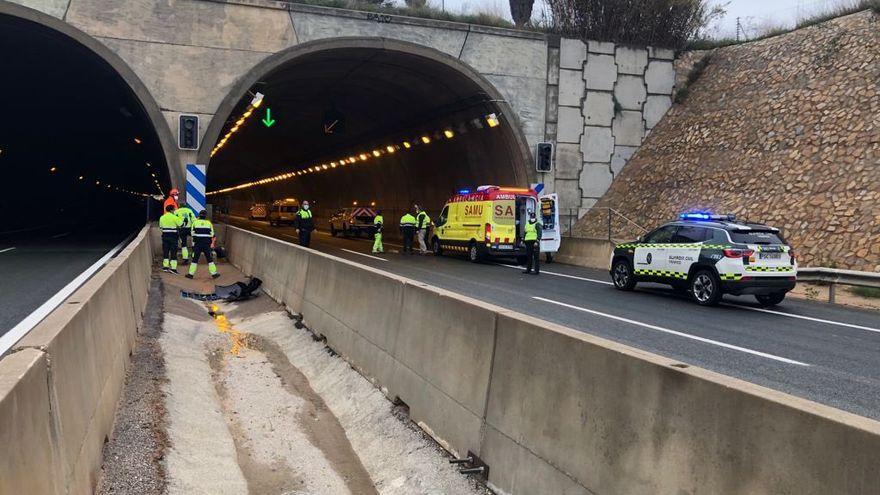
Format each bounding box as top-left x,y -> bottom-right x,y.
209,304 -> 247,355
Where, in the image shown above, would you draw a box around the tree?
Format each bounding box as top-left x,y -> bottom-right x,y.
404,0 -> 427,7
510,0 -> 536,27
546,0 -> 725,49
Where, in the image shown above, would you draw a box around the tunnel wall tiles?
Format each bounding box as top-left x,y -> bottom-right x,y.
16,0 -> 673,203
551,39 -> 675,222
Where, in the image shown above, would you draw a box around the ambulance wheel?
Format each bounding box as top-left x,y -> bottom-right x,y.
545,252 -> 554,263
755,292 -> 786,306
611,259 -> 637,291
432,238 -> 443,256
690,270 -> 722,306
468,242 -> 481,263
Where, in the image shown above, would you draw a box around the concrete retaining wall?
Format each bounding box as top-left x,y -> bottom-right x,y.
555,236 -> 614,270
0,225 -> 154,495
223,224 -> 880,494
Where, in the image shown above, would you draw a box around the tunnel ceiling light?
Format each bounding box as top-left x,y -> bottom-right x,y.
251,92 -> 264,108
212,92 -> 267,158
205,112 -> 502,196
146,162 -> 151,167
370,201 -> 376,206
133,137 -> 142,144
78,175 -> 84,180
50,166 -> 57,173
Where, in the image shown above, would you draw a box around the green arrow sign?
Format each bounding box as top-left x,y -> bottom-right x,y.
262,108 -> 276,128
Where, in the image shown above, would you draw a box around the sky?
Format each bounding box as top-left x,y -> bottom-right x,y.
416,0 -> 862,39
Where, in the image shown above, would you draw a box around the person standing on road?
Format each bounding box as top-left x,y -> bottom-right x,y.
163,188 -> 179,213
159,204 -> 183,274
416,205 -> 431,255
399,210 -> 417,254
522,211 -> 542,275
372,210 -> 384,254
187,210 -> 219,279
295,201 -> 315,247
175,202 -> 196,264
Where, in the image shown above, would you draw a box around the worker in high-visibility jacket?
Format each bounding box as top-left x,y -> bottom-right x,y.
415,205 -> 431,255
295,201 -> 315,247
163,188 -> 179,214
372,210 -> 384,254
522,211 -> 542,275
399,210 -> 417,254
159,204 -> 183,273
186,210 -> 219,279
175,203 -> 196,264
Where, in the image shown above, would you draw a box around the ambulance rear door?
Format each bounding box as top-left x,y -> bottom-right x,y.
540,193 -> 561,254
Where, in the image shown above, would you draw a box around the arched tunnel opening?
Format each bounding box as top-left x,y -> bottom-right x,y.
0,11 -> 171,241
204,41 -> 532,232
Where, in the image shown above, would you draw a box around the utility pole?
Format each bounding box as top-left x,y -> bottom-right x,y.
736,17 -> 743,42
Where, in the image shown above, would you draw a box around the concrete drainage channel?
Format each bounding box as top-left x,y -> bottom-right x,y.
147,270 -> 492,495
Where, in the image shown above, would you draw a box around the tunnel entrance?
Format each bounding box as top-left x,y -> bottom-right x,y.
203,39 -> 532,224
0,5 -> 173,237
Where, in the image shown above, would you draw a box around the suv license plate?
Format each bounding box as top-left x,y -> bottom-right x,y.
760,252 -> 782,259
495,244 -> 513,250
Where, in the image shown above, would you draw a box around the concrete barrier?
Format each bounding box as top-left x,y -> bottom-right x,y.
555,236 -> 614,270
0,225 -> 154,495
222,225 -> 880,494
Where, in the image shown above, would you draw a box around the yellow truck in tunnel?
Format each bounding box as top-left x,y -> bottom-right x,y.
431,185 -> 560,263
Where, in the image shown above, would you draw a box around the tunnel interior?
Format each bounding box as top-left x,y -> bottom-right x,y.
206,44 -> 530,226
0,13 -> 170,238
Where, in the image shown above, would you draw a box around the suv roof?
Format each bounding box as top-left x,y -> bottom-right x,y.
670,219 -> 779,232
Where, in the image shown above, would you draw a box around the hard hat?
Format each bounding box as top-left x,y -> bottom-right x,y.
170,188 -> 179,196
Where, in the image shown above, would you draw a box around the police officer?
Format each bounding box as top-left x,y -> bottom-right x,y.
295,201 -> 314,247
522,211 -> 542,275
372,210 -> 384,254
159,204 -> 183,273
187,210 -> 219,279
399,210 -> 417,254
175,202 -> 196,264
415,205 -> 431,255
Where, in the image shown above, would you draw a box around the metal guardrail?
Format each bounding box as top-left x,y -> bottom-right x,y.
797,267 -> 880,303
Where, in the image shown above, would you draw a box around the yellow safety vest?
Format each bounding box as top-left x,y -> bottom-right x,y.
400,213 -> 416,226
159,212 -> 182,234
524,221 -> 538,241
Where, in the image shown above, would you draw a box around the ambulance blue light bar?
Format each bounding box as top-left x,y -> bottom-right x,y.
679,212 -> 736,221
458,188 -> 472,194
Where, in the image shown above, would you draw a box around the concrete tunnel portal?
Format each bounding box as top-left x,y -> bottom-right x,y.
0,3 -> 177,235
202,39 -> 533,223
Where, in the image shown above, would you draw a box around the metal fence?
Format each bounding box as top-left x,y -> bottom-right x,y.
559,207 -> 649,241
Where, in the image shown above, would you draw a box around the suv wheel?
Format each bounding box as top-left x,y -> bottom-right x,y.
755,292 -> 786,306
432,238 -> 443,256
330,225 -> 337,237
342,223 -> 349,237
690,270 -> 722,306
468,242 -> 481,263
611,259 -> 637,291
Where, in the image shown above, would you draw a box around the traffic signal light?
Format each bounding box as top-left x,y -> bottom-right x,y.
179,114 -> 199,150
536,142 -> 553,172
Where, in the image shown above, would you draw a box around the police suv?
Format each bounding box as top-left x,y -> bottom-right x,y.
610,213 -> 797,306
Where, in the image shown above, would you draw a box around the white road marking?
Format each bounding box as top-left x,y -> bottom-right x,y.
0,247 -> 15,254
534,296 -> 810,366
722,303 -> 880,334
340,249 -> 387,262
51,232 -> 70,239
499,263 -> 613,285
0,237 -> 129,356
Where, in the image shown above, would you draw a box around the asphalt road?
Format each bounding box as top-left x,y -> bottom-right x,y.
0,230 -> 128,337
223,215 -> 880,420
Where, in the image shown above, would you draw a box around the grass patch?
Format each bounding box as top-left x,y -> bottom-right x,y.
686,0 -> 879,50
849,286 -> 880,299
674,51 -> 712,103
